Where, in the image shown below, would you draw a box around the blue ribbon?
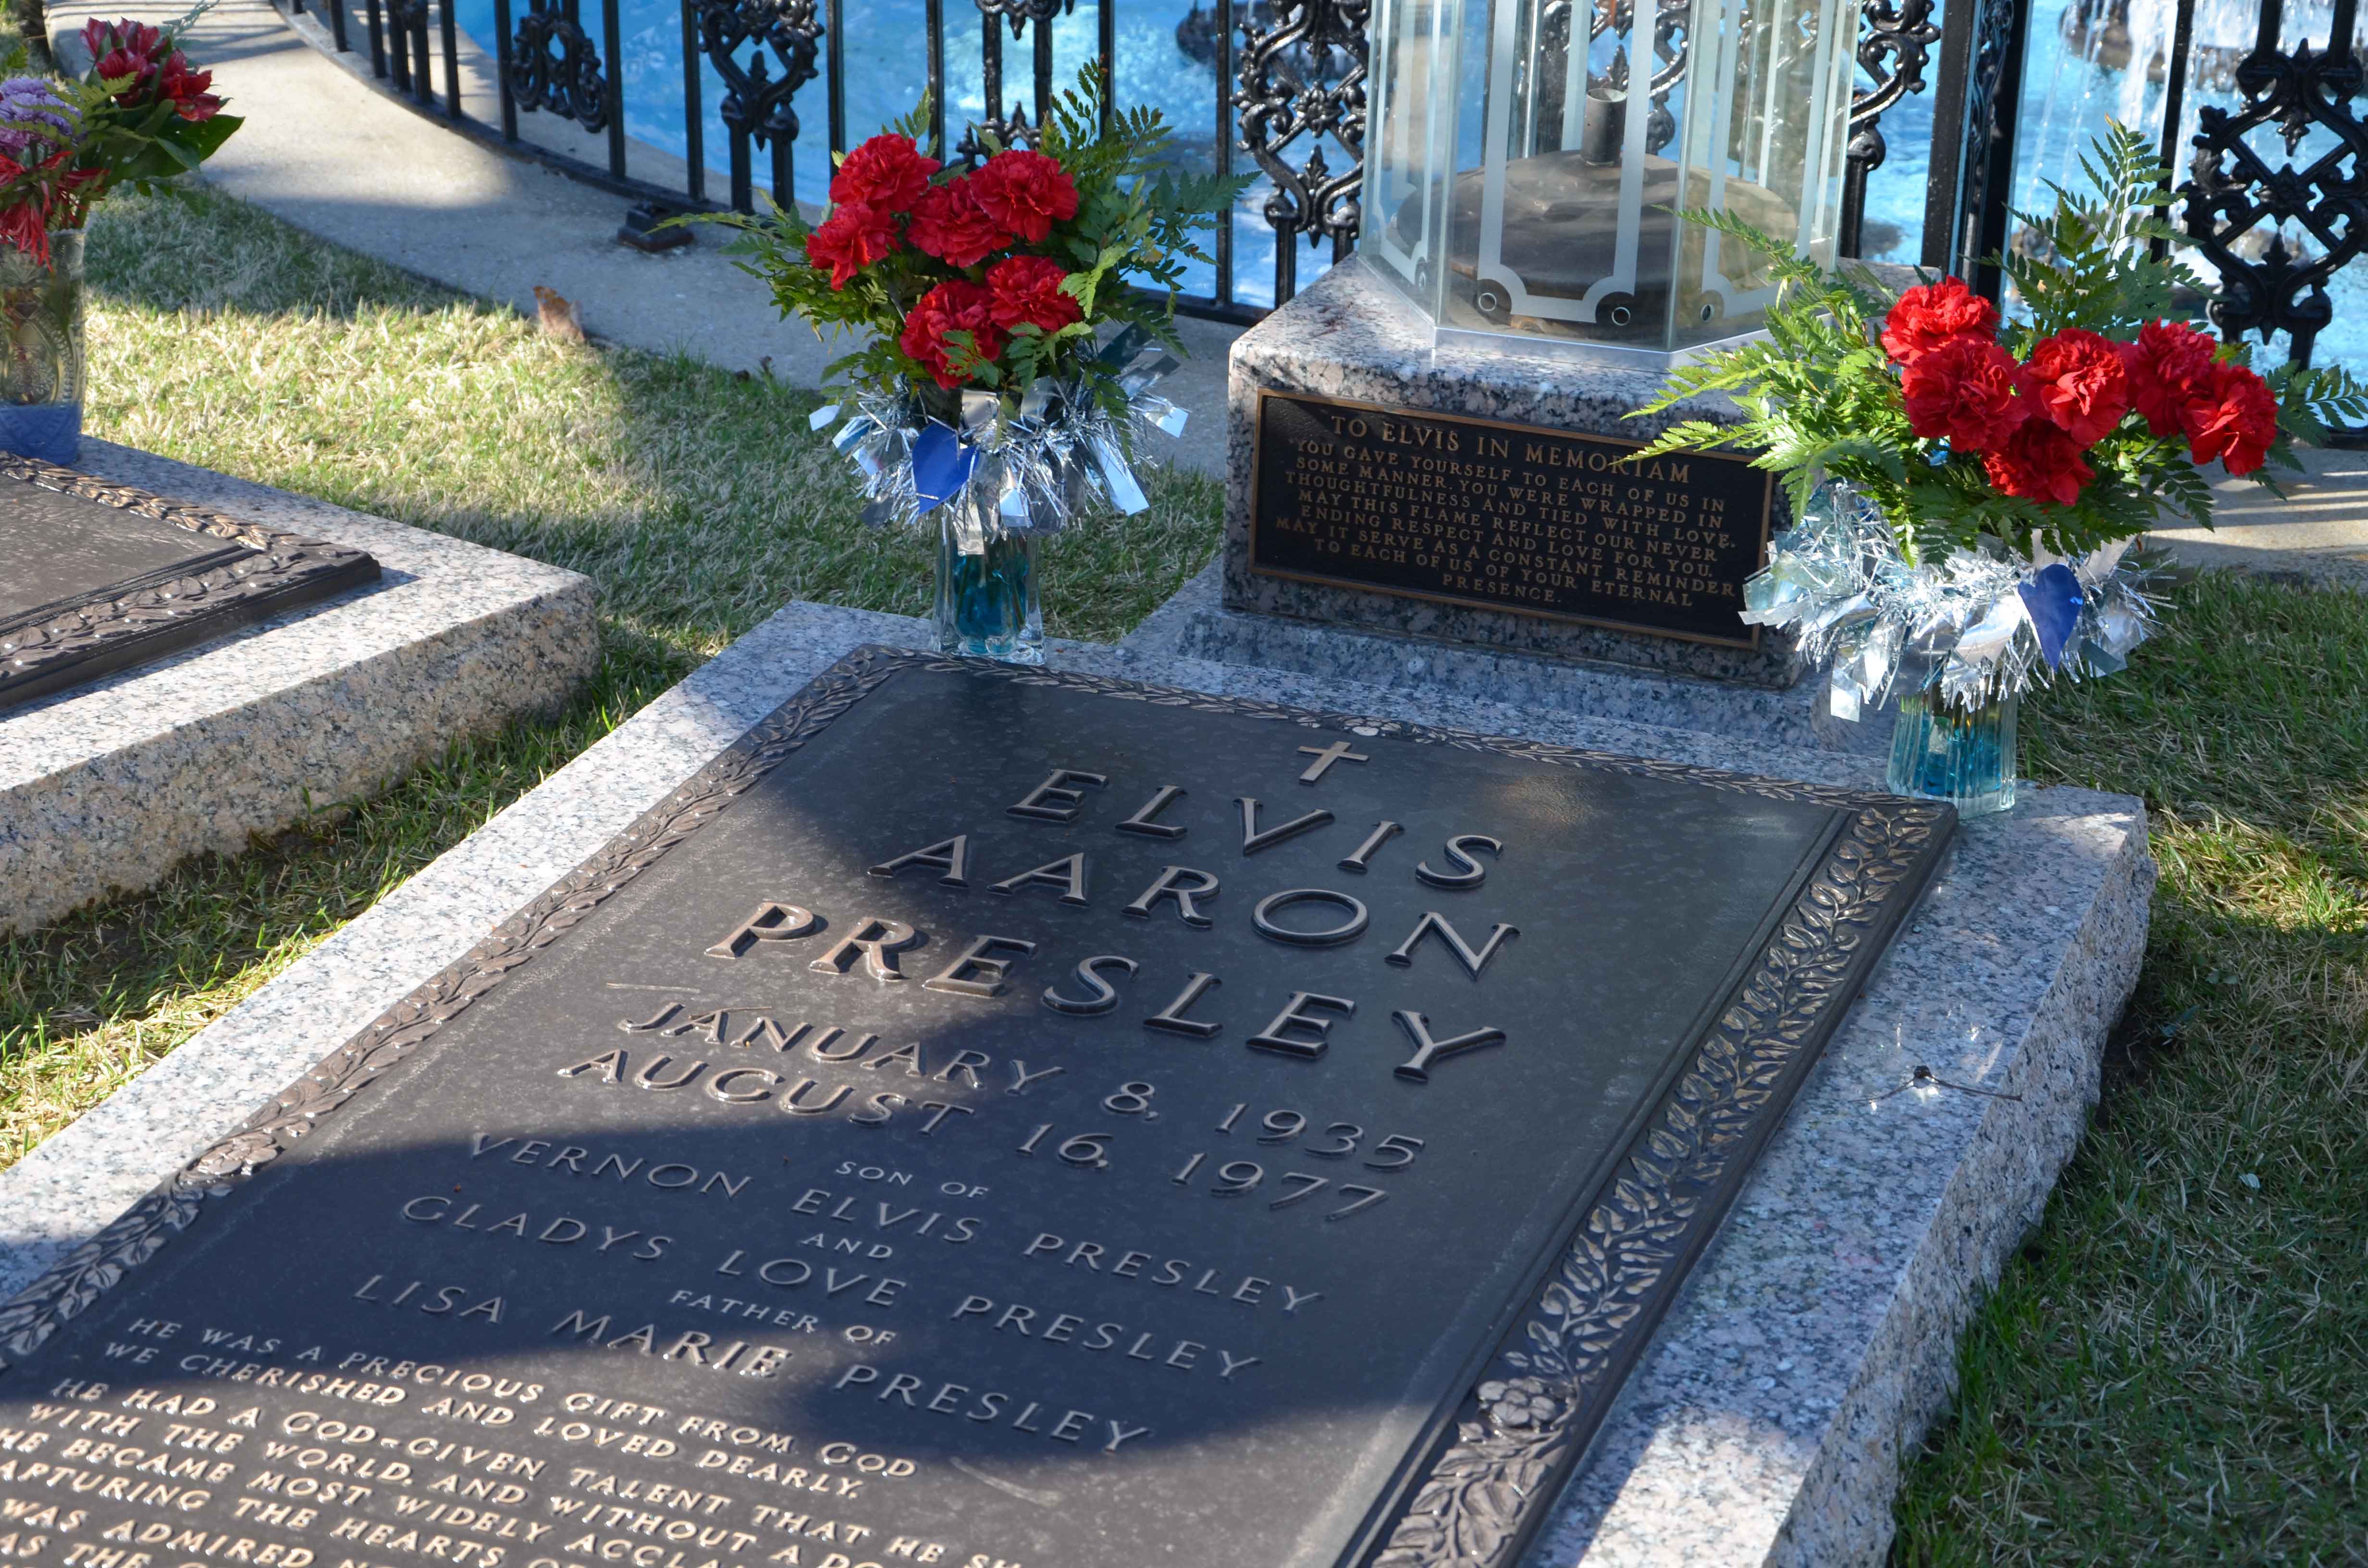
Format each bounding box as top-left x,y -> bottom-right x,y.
910,420 -> 979,515
2017,562 -> 2084,671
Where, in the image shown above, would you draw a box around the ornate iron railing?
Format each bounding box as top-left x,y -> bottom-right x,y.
272,0 -> 2006,319
1842,0 -> 1942,257
2169,0 -> 2368,379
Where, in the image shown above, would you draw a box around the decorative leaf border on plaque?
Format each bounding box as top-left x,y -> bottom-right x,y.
1367,801 -> 1945,1568
0,647 -> 1952,1568
0,455 -> 380,708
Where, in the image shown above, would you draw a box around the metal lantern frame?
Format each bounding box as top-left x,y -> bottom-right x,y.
1362,0 -> 1858,366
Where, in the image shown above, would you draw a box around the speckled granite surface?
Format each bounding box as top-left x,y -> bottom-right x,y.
1133,562 -> 1895,759
0,602 -> 2149,1568
1224,259 -> 1802,687
0,441 -> 598,934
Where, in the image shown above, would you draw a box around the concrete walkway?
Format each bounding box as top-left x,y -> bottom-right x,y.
2150,443 -> 2368,591
55,0 -> 1238,474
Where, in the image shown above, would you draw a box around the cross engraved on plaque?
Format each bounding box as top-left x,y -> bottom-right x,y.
1296,740 -> 1371,783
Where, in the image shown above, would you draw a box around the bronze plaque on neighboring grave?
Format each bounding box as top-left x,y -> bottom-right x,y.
1249,390 -> 1776,648
0,456 -> 380,711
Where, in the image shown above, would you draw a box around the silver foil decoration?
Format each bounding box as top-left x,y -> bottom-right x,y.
1746,484 -> 2160,715
806,333 -> 1186,556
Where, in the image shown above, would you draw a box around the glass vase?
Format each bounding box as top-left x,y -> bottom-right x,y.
934,507 -> 1043,664
0,230 -> 86,466
1887,689 -> 2018,816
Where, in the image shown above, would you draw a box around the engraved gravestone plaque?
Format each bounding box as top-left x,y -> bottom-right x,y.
0,652 -> 1951,1568
0,457 -> 379,711
1248,390 -> 1776,648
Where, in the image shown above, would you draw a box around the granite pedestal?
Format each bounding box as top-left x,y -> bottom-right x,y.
1220,257 -> 1801,690
0,442 -> 598,935
1134,561 -> 1894,759
0,600 -> 2148,1568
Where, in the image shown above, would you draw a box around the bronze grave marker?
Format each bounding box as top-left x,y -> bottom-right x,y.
0,457 -> 378,711
0,652 -> 1949,1568
1248,390 -> 1776,649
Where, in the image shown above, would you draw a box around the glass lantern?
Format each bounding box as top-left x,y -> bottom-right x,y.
1362,0 -> 1855,366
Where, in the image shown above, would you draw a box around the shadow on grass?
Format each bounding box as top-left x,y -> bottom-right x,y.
3,183 -> 1222,1164
1891,572 -> 2368,1564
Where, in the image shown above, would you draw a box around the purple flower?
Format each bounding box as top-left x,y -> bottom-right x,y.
0,77 -> 79,158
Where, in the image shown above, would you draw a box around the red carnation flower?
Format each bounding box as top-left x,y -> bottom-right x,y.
969,149 -> 1079,245
900,279 -> 1007,389
908,177 -> 1010,269
802,200 -> 898,290
0,148 -> 94,266
828,134 -> 941,214
89,18 -> 168,60
1900,335 -> 2033,451
2118,319 -> 2221,438
86,18 -> 168,68
1880,276 -> 2000,365
94,46 -> 148,89
2183,359 -> 2280,477
987,255 -> 1082,334
154,53 -> 222,122
2024,328 -> 2131,446
1982,417 -> 2095,506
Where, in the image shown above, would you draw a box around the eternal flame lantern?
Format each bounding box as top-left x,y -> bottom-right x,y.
1362,0 -> 1857,365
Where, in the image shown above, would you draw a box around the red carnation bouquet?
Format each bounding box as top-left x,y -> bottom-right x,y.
706,71 -> 1242,427
1628,127 -> 2368,780
0,15 -> 243,266
695,72 -> 1243,662
1639,125 -> 2363,565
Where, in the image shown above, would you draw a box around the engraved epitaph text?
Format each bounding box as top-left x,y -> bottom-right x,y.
0,655 -> 1949,1568
1249,391 -> 1776,647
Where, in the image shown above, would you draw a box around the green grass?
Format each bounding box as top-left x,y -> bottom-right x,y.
83,187 -> 1220,659
1,183 -> 2365,1562
1894,576 -> 2368,1563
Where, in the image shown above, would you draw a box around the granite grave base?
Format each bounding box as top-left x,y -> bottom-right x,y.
1134,561 -> 1895,759
0,599 -> 2149,1567
0,441 -> 598,935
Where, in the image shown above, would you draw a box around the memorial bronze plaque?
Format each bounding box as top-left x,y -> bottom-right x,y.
0,456 -> 379,712
0,652 -> 1951,1568
1248,390 -> 1777,648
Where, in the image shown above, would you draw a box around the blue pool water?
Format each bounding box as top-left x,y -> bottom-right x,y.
457,0 -> 1320,305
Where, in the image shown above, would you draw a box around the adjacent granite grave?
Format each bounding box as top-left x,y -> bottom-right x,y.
0,601 -> 2150,1568
1,457 -> 381,710
1222,258 -> 1798,690
0,443 -> 597,935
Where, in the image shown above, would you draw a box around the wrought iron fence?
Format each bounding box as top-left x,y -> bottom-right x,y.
276,0 -> 2016,320
2166,0 -> 2368,380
